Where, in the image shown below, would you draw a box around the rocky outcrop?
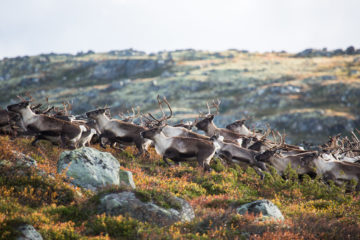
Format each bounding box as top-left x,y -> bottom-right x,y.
237,200 -> 284,221
16,224 -> 43,240
295,46 -> 360,57
91,58 -> 173,80
97,191 -> 195,226
57,147 -> 121,191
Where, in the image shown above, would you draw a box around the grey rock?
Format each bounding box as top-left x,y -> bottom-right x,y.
92,58 -> 172,80
332,49 -> 344,55
57,147 -> 120,191
320,75 -> 337,80
119,170 -> 136,189
98,191 -> 195,226
237,199 -> 284,221
12,151 -> 37,168
345,46 -> 355,55
16,224 -> 43,240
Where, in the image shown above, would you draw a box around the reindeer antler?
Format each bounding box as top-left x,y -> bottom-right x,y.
148,95 -> 173,125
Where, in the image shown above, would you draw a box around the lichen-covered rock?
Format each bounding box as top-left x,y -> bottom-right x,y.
98,191 -> 195,226
12,151 -> 37,168
16,224 -> 43,240
57,147 -> 120,191
237,199 -> 284,221
119,170 -> 136,189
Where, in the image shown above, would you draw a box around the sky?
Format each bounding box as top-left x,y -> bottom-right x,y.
0,0 -> 359,58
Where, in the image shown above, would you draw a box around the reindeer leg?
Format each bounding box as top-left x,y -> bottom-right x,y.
253,167 -> 265,180
134,139 -> 144,157
99,135 -> 107,149
198,152 -> 213,172
163,156 -> 172,166
60,134 -> 69,149
31,134 -> 46,146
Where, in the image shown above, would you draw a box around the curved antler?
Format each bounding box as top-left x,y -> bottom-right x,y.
147,95 -> 173,125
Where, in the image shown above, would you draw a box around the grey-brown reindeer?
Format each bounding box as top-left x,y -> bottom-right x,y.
86,107 -> 151,156
209,134 -> 267,177
195,100 -> 262,149
140,126 -> 219,171
7,100 -> 85,148
145,95 -> 210,141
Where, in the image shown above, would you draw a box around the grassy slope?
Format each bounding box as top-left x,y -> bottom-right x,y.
1,50 -> 360,145
1,136 -> 360,239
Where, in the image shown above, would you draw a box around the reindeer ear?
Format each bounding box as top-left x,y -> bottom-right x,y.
209,115 -> 215,121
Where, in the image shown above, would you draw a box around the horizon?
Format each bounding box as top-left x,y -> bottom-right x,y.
1,0 -> 360,59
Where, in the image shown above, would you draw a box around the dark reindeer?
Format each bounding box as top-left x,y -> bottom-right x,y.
7,101 -> 84,148
195,100 -> 256,147
86,108 -> 151,156
146,96 -> 211,141
140,126 -> 219,170
210,134 -> 267,177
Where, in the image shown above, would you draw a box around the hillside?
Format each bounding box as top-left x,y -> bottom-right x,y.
1,48 -> 360,145
1,136 -> 360,239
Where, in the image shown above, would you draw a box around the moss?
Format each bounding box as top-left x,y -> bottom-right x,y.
135,189 -> 182,210
210,158 -> 226,172
85,214 -> 140,239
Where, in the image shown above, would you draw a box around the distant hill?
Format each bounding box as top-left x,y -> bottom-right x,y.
1,48 -> 360,145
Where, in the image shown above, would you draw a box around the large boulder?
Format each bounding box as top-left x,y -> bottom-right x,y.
16,224 -> 43,240
97,191 -> 195,226
57,147 -> 121,191
237,200 -> 284,221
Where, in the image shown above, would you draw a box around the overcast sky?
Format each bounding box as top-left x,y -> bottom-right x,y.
0,0 -> 359,58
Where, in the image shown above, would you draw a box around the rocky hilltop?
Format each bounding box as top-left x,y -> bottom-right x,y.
1,48 -> 360,145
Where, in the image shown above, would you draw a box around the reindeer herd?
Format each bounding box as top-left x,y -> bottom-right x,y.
1,95 -> 360,190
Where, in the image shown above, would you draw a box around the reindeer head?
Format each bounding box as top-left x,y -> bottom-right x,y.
196,99 -> 220,132
86,108 -> 110,120
140,126 -> 164,140
7,101 -> 31,113
195,115 -> 214,132
226,119 -> 246,131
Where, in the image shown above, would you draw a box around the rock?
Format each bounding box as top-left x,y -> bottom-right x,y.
16,224 -> 43,240
160,70 -> 175,78
57,147 -> 120,191
92,58 -> 173,80
98,191 -> 195,226
332,49 -> 344,55
237,199 -> 284,221
320,75 -> 337,80
12,151 -> 37,168
119,170 -> 136,189
345,46 -> 355,55
106,79 -> 131,91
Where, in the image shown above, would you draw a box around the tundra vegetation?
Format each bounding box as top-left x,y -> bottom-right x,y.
0,48 -> 360,239
0,93 -> 360,239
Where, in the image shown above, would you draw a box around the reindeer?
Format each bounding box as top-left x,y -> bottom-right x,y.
146,96 -> 212,141
7,100 -> 85,148
225,119 -> 262,137
210,134 -> 267,177
140,126 -> 219,170
195,100 -> 256,148
0,109 -> 21,136
118,106 -> 141,123
86,108 -> 151,156
173,120 -> 194,130
312,156 -> 360,190
256,148 -> 318,177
